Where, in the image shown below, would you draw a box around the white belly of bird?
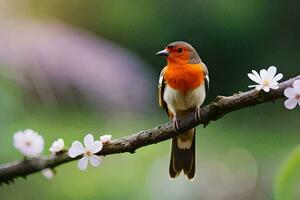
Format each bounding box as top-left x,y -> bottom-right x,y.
163,84 -> 206,114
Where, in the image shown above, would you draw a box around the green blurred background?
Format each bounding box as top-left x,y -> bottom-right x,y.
0,1 -> 299,199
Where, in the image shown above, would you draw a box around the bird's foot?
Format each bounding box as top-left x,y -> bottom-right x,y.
195,107 -> 201,121
172,115 -> 180,132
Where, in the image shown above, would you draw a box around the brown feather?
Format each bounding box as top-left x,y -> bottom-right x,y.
169,128 -> 195,180
158,67 -> 169,114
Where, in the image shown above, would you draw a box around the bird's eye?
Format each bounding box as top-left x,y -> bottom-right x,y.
177,48 -> 183,53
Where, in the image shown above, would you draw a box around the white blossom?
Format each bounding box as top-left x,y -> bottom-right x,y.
13,129 -> 44,157
42,168 -> 55,179
100,135 -> 112,144
68,134 -> 103,171
284,80 -> 300,109
248,66 -> 283,92
49,138 -> 65,153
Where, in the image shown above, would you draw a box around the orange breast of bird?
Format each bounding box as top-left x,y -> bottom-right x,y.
164,63 -> 205,93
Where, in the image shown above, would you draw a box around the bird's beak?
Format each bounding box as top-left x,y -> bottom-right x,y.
156,49 -> 170,56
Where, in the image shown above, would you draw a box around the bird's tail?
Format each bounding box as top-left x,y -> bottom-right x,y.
169,128 -> 195,180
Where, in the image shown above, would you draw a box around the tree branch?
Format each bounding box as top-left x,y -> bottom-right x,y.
0,75 -> 299,184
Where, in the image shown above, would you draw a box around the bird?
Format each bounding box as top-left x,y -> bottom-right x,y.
156,41 -> 209,180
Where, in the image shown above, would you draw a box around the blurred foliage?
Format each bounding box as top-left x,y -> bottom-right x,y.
0,1 -> 300,199
274,146 -> 300,200
7,0 -> 300,99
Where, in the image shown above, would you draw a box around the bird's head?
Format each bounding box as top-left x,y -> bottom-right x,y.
156,41 -> 201,64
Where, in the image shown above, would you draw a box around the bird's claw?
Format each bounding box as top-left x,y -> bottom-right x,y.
195,107 -> 201,121
172,116 -> 180,132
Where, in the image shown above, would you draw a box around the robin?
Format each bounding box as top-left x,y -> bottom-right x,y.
157,41 -> 209,180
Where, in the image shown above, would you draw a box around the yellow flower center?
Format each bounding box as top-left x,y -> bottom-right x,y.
262,80 -> 270,86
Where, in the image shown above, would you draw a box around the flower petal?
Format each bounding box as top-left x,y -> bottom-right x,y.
89,141 -> 103,153
89,155 -> 102,167
293,80 -> 300,91
267,66 -> 277,78
259,69 -> 267,79
42,168 -> 55,179
269,78 -> 279,86
248,85 -> 258,88
263,86 -> 270,92
84,134 -> 94,149
50,138 -> 65,153
13,131 -> 23,149
248,73 -> 261,84
100,135 -> 112,144
284,87 -> 296,98
255,85 -> 263,91
273,73 -> 283,82
68,141 -> 85,158
270,84 -> 279,89
251,70 -> 260,78
284,98 -> 297,109
77,156 -> 89,171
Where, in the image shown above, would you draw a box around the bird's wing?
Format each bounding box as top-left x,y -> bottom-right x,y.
201,62 -> 209,96
158,67 -> 168,113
